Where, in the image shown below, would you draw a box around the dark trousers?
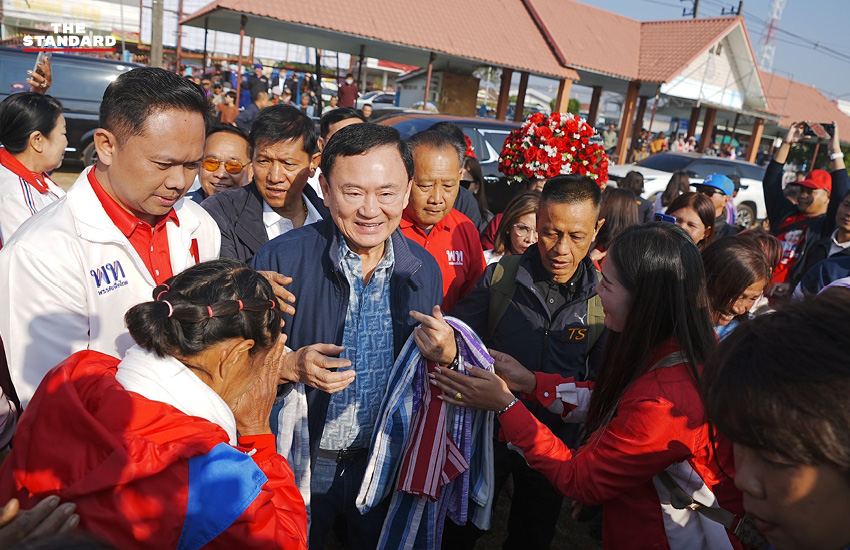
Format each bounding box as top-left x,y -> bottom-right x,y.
309,455 -> 390,550
442,441 -> 564,550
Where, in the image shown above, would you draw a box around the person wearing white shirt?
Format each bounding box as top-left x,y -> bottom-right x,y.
0,93 -> 67,247
203,104 -> 329,263
0,68 -> 222,406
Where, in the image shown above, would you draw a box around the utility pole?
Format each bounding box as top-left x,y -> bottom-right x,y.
151,0 -> 163,68
681,0 -> 700,18
175,0 -> 183,73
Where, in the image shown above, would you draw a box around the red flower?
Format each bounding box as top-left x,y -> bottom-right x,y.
537,125 -> 553,141
529,113 -> 545,125
522,165 -> 534,179
565,118 -> 579,134
546,162 -> 561,178
523,146 -> 538,162
536,148 -> 549,163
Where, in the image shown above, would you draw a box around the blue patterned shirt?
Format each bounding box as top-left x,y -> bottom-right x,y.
320,233 -> 395,450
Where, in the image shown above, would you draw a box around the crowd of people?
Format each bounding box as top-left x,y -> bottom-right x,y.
0,61 -> 847,550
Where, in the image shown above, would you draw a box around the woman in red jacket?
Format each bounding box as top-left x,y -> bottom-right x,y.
433,223 -> 744,549
0,259 -> 308,550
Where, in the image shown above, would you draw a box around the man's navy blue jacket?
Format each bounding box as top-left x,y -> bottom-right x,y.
250,217 -> 443,456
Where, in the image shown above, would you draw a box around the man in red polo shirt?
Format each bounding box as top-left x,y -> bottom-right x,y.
400,130 -> 485,313
0,68 -> 224,405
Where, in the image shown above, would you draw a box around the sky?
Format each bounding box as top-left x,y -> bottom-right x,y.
578,0 -> 850,100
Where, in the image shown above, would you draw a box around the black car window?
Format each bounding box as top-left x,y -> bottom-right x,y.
0,56 -> 35,95
685,160 -> 737,178
637,154 -> 692,173
390,117 -> 441,139
49,64 -> 125,103
374,94 -> 395,104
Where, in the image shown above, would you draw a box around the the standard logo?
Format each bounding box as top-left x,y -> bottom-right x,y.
90,260 -> 128,295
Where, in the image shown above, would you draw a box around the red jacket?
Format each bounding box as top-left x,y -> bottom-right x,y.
0,351 -> 308,550
499,341 -> 743,550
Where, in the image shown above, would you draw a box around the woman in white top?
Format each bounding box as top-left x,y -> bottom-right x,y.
483,190 -> 540,265
0,92 -> 67,247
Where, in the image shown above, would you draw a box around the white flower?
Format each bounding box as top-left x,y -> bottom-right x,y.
560,164 -> 572,175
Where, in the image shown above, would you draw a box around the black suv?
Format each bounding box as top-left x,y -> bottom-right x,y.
0,48 -> 141,165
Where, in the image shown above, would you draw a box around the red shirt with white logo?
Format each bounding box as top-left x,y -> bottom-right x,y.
771,213 -> 809,285
88,170 -> 179,285
400,209 -> 486,313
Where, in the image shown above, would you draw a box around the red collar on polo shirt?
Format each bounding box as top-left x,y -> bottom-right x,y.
0,148 -> 50,194
88,169 -> 179,284
399,210 -> 451,236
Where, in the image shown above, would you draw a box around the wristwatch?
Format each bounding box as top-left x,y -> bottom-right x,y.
830,152 -> 844,160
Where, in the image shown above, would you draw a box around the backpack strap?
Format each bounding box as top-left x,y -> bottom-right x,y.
487,255 -> 523,341
585,270 -> 605,359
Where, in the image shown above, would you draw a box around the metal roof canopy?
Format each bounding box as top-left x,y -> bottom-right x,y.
180,5 -> 574,80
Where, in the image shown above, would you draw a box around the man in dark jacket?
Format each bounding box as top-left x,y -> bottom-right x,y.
337,72 -> 359,108
233,91 -> 270,132
203,104 -> 327,263
763,121 -> 848,298
251,123 -> 444,550
247,63 -> 269,101
418,175 -> 608,550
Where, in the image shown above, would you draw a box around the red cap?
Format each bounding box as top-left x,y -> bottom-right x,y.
797,170 -> 832,193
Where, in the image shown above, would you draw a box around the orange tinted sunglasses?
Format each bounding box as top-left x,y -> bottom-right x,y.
203,157 -> 246,174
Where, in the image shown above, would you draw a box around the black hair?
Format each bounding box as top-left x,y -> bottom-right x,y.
206,122 -> 251,157
320,122 -> 413,181
426,121 -> 466,160
406,129 -> 463,166
125,259 -> 281,359
319,107 -> 366,139
345,73 -> 354,79
596,187 -> 639,250
585,223 -> 716,433
618,171 -> 645,196
226,91 -> 237,101
702,289 -> 850,471
701,236 -> 770,324
99,67 -> 212,144
0,92 -> 64,153
540,174 -> 602,209
249,103 -> 317,155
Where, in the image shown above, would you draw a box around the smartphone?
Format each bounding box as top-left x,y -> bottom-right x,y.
654,212 -> 676,224
33,51 -> 50,73
803,122 -> 835,140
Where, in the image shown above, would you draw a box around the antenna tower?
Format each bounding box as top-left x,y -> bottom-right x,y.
757,0 -> 787,72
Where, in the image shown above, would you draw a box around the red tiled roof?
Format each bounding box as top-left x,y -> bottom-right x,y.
759,70 -> 850,138
638,17 -> 739,83
182,0 -> 579,80
524,0 -> 642,80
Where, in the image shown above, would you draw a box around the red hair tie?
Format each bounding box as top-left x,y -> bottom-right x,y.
269,300 -> 276,310
207,306 -> 214,318
238,300 -> 244,311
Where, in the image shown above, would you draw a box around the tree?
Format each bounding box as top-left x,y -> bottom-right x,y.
549,97 -> 582,115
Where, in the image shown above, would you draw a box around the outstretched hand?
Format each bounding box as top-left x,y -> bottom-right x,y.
489,349 -> 537,395
257,271 -> 296,316
783,121 -> 807,145
430,364 -> 515,412
280,343 -> 355,394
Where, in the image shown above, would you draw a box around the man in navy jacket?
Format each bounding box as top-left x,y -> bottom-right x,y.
251,123 -> 443,549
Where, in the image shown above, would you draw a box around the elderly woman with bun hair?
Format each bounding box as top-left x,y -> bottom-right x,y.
0,259 -> 308,550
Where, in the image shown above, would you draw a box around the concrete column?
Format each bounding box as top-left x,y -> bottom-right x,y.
513,71 -> 529,122
553,78 -> 573,113
698,107 -> 717,153
628,95 -> 648,162
614,80 -> 640,165
687,106 -> 701,138
495,68 -> 513,121
746,118 -> 764,163
587,85 -> 602,126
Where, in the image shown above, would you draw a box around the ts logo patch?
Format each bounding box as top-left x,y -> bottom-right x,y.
564,326 -> 588,342
90,260 -> 128,295
446,250 -> 464,266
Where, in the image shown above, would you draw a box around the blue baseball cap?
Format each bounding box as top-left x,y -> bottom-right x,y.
254,63 -> 263,70
698,174 -> 734,196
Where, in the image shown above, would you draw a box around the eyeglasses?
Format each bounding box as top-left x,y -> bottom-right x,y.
203,157 -> 247,174
512,223 -> 538,238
